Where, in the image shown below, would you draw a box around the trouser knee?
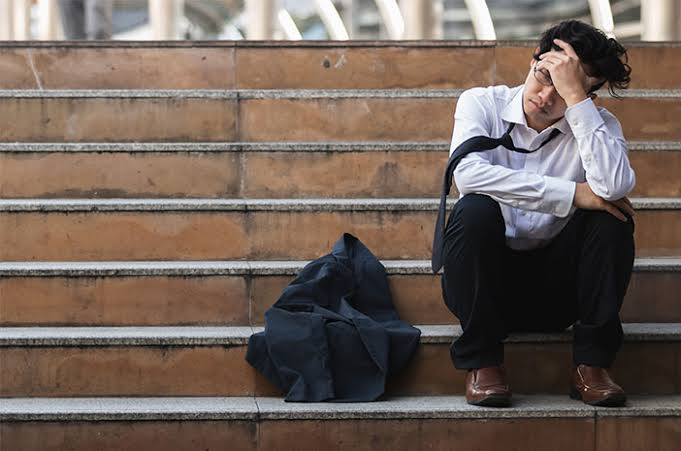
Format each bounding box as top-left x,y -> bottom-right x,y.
446,193 -> 505,242
580,210 -> 635,249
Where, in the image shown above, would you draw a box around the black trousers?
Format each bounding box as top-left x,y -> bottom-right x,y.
441,193 -> 635,370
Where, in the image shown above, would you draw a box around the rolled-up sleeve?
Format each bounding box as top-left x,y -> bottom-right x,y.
564,98 -> 636,200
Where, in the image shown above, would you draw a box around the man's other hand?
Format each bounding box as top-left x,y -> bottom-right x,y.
573,182 -> 635,221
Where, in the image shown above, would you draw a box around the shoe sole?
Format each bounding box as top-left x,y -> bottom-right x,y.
569,386 -> 626,407
467,395 -> 512,408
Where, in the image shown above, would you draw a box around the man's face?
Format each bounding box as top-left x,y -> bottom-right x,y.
522,48 -> 602,131
522,57 -> 569,129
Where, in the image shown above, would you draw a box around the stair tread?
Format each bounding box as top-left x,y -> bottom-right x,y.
0,88 -> 679,99
1,395 -> 680,421
1,324 -> 680,346
0,258 -> 678,276
0,141 -> 678,152
0,197 -> 678,211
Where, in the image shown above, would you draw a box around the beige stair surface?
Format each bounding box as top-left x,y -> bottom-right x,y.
1,89 -> 681,142
0,395 -> 680,451
1,41 -> 680,89
1,42 -> 680,450
0,198 -> 677,260
0,324 -> 679,397
0,141 -> 679,198
0,258 -> 679,326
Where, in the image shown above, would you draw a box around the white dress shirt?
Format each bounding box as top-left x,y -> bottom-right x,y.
450,84 -> 636,250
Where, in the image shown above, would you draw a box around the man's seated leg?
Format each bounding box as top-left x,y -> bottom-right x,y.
572,209 -> 633,406
441,193 -> 512,406
538,209 -> 634,406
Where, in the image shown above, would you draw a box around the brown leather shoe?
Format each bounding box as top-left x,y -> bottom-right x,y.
465,365 -> 512,407
570,364 -> 626,407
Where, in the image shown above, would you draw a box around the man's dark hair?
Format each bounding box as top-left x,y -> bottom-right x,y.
533,20 -> 631,98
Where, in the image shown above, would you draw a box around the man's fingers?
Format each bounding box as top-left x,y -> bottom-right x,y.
539,51 -> 569,61
539,56 -> 562,66
603,203 -> 628,222
614,198 -> 636,217
553,38 -> 579,59
620,197 -> 633,209
539,54 -> 566,65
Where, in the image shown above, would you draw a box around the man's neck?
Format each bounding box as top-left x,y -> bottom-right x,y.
526,115 -> 562,134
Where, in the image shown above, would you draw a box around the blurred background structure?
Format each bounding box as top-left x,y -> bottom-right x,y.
0,0 -> 679,42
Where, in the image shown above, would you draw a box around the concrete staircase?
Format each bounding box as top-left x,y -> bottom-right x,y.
0,41 -> 680,450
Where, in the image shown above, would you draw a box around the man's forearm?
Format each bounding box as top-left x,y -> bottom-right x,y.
564,99 -> 636,200
454,157 -> 576,218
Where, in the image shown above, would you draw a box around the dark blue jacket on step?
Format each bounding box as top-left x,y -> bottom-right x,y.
246,233 -> 421,402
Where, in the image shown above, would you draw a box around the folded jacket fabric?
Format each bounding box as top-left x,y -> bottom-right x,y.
246,233 -> 421,402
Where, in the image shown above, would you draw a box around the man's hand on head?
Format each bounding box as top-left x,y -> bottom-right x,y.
573,182 -> 635,222
538,38 -> 603,107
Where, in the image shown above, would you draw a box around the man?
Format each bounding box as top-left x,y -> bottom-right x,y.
434,20 -> 635,408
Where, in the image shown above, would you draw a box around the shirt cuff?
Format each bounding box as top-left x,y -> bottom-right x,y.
564,98 -> 605,139
543,176 -> 576,218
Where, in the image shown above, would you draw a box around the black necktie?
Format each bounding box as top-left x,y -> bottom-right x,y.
431,122 -> 562,273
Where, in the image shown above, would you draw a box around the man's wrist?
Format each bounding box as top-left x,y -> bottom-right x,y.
572,182 -> 583,206
564,92 -> 588,107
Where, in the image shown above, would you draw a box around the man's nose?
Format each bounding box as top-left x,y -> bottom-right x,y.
538,85 -> 557,104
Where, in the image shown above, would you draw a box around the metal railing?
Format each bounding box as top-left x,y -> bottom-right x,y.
0,0 -> 678,41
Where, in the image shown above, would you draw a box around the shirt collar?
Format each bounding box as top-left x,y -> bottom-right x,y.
501,85 -> 571,136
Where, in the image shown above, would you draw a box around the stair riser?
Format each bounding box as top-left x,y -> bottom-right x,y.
240,97 -> 681,143
0,98 -> 238,142
235,46 -> 681,90
0,421 -> 255,451
1,341 -> 678,396
0,152 -> 241,199
0,97 -> 680,142
0,346 -> 253,397
0,209 -> 676,260
1,150 -> 677,198
0,272 -> 678,326
0,47 -> 235,89
0,419 -> 591,451
1,45 -> 677,89
1,417 -> 675,451
384,342 -> 681,396
0,97 -> 450,142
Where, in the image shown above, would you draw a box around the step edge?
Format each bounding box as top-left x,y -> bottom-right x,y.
0,88 -> 679,99
0,141 -> 677,153
2,40 -> 681,49
0,197 -> 676,211
0,324 -> 677,346
0,258 -> 678,276
1,395 -> 679,421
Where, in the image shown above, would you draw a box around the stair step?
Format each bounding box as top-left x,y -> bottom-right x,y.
2,42 -> 679,90
3,324 -> 677,346
0,395 -> 679,451
0,258 -> 679,326
0,325 -> 679,397
0,141 -> 678,198
2,395 -> 679,420
1,89 -> 681,141
0,198 -> 677,260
